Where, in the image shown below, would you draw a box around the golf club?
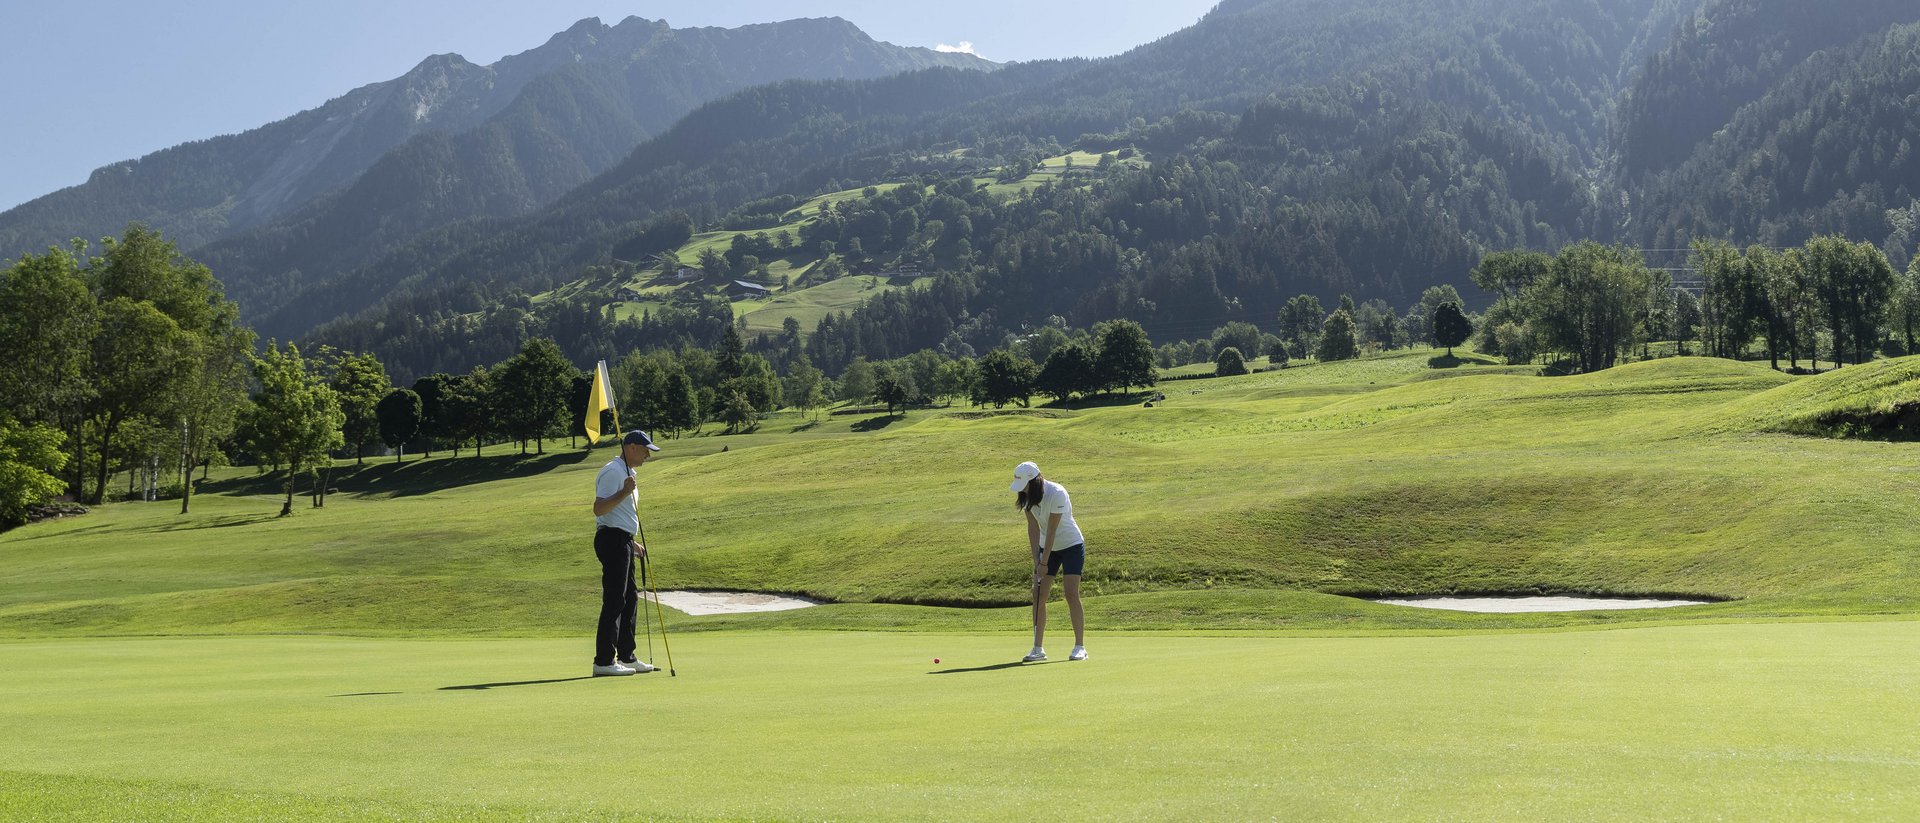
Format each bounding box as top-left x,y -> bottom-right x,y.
638,521 -> 676,676
1030,551 -> 1041,655
639,545 -> 656,667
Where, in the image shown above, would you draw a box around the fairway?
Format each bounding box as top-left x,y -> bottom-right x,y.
5,624 -> 1919,821
8,351 -> 1920,819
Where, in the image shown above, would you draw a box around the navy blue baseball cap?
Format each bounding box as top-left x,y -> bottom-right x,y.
622,430 -> 661,451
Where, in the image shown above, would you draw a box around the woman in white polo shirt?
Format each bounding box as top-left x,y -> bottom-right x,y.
1012,461 -> 1087,662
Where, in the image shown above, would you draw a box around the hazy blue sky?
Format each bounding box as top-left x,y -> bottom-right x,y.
0,1 -> 1217,212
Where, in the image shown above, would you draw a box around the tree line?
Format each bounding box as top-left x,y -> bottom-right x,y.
10,223 -> 1919,527
1471,237 -> 1920,373
0,227 -> 252,524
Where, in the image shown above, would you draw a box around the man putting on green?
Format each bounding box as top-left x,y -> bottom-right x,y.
1013,461 -> 1088,662
590,430 -> 661,676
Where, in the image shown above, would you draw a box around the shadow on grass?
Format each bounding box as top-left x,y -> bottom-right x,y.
438,676 -> 603,691
1428,353 -> 1473,369
5,521 -> 124,541
851,415 -> 902,432
125,512 -> 282,534
927,661 -> 1054,675
201,449 -> 592,500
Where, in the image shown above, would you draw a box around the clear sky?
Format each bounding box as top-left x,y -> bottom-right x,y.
0,0 -> 1218,212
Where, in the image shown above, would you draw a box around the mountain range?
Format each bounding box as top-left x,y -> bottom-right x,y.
0,16 -> 991,309
8,0 -> 1920,381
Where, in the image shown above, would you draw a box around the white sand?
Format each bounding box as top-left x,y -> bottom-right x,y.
645,590 -> 823,615
1374,595 -> 1710,613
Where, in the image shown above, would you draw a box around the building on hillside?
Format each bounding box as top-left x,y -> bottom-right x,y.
614,287 -> 642,301
665,266 -> 700,282
729,280 -> 773,300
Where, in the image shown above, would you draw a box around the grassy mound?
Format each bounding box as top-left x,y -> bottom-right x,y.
1706,355 -> 1920,438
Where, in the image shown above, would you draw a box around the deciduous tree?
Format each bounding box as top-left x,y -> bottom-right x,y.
377,389 -> 422,463
1316,310 -> 1359,362
974,349 -> 1037,408
1036,343 -> 1097,405
1215,347 -> 1249,376
322,349 -> 390,465
1433,302 -> 1473,356
1095,320 -> 1157,393
248,343 -> 344,517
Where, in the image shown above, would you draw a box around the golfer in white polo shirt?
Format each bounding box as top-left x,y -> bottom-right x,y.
589,430 -> 660,676
1013,461 -> 1088,662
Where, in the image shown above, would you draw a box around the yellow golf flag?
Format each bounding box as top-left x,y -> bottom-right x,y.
584,360 -> 619,444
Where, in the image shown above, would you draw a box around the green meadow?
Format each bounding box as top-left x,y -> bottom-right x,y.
565,152 -> 1142,331
734,274 -> 930,336
6,350 -> 1920,819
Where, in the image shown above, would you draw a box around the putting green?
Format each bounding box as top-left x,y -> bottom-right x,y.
4,624 -> 1918,820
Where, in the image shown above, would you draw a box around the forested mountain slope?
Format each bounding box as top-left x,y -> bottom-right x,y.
1618,4 -> 1920,264
0,16 -> 990,266
193,18 -> 992,323
1615,0 -> 1920,177
28,0 -> 1919,384
286,0 -> 1692,376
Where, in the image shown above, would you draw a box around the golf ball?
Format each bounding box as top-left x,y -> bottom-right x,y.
933,658 -> 940,664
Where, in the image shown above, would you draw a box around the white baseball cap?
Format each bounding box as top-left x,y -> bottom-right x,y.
1010,461 -> 1041,491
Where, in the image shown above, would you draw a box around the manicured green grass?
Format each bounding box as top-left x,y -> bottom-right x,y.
7,350 -> 1920,636
11,349 -> 1920,818
4,624 -> 1918,821
1158,349 -> 1505,379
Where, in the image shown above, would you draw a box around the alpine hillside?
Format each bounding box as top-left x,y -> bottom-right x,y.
0,16 -> 993,290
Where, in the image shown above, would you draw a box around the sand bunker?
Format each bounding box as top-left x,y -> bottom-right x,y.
645,590 -> 823,615
1374,595 -> 1711,613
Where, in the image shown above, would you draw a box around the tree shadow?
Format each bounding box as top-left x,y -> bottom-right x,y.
437,676 -> 603,691
851,415 -> 902,432
200,449 -> 591,500
927,661 -> 1054,675
126,512 -> 280,534
4,521 -> 123,541
1427,353 -> 1471,369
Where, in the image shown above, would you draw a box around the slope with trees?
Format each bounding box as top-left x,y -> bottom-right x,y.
0,16 -> 992,281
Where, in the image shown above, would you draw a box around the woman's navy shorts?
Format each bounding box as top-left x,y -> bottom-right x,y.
1046,544 -> 1086,576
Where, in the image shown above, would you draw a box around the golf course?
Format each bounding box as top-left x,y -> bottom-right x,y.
6,350 -> 1920,820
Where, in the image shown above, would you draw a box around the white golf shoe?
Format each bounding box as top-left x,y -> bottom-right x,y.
592,662 -> 637,677
619,658 -> 659,673
1022,648 -> 1047,662
1069,646 -> 1088,661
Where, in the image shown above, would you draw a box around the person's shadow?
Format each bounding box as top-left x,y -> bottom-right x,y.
438,676 -> 601,691
927,661 -> 1053,675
